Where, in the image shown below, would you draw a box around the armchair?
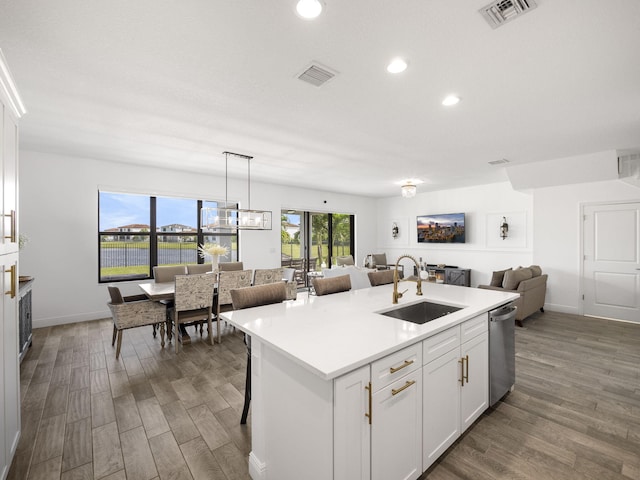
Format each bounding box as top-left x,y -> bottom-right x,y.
478,266 -> 547,326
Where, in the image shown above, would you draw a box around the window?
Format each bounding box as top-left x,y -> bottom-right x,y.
98,192 -> 238,283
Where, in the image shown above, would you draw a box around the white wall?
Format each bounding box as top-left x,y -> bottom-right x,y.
19,150 -> 378,327
532,179 -> 640,315
374,182 -> 535,286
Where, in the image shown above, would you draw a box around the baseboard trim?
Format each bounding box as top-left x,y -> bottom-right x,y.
248,452 -> 266,480
33,310 -> 109,329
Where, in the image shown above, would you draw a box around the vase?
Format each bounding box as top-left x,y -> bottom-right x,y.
211,254 -> 219,273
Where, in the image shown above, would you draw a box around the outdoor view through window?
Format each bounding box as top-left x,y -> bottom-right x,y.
98,191 -> 238,282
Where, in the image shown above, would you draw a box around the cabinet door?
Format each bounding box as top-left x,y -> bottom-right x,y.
2,254 -> 20,479
460,332 -> 489,431
372,369 -> 422,480
334,365 -> 371,480
422,348 -> 461,470
1,107 -> 18,255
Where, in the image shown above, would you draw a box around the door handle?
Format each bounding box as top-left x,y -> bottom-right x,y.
4,210 -> 16,243
5,264 -> 16,298
364,382 -> 372,425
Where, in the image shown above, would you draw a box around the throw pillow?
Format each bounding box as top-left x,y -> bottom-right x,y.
502,267 -> 533,290
490,268 -> 512,287
529,265 -> 542,277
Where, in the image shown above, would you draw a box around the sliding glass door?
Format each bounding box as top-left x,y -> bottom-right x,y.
281,209 -> 354,286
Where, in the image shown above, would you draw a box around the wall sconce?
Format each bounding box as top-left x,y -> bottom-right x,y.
392,222 -> 399,238
500,217 -> 509,240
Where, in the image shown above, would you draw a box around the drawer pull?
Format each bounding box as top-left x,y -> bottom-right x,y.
391,380 -> 416,396
389,359 -> 414,374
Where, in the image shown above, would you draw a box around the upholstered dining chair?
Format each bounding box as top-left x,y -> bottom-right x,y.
107,286 -> 167,359
371,253 -> 403,278
253,267 -> 284,285
153,265 -> 188,282
312,274 -> 352,296
218,261 -> 244,272
230,282 -> 288,424
169,273 -> 216,353
253,266 -> 299,301
152,265 -> 188,340
215,269 -> 252,342
187,263 -> 213,274
335,255 -> 355,266
368,269 -> 396,286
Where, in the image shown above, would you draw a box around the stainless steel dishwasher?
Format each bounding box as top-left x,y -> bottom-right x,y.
489,303 -> 517,406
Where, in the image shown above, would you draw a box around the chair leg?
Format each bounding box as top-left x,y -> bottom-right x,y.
240,337 -> 251,425
174,314 -> 180,354
159,321 -> 165,348
115,330 -> 123,359
217,306 -> 222,344
112,325 -> 117,346
208,314 -> 214,346
152,323 -> 157,338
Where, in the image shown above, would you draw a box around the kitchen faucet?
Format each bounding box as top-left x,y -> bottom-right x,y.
392,254 -> 423,304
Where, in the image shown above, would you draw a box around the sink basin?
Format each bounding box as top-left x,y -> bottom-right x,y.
378,301 -> 464,325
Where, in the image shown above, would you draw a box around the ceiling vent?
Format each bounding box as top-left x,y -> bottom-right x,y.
297,62 -> 337,87
488,159 -> 511,165
480,0 -> 537,29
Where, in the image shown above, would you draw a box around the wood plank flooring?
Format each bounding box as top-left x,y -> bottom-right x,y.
421,310 -> 640,480
8,310 -> 640,480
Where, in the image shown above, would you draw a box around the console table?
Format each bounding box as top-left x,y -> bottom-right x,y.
414,265 -> 471,287
18,277 -> 34,362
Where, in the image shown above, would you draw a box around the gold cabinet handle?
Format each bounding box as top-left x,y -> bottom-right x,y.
4,210 -> 16,242
365,382 -> 372,425
391,380 -> 416,396
389,359 -> 414,374
464,354 -> 469,384
5,264 -> 16,298
459,355 -> 469,386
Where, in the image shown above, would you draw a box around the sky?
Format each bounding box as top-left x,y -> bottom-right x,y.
99,192 -> 200,230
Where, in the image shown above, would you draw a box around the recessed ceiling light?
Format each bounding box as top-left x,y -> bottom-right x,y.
296,0 -> 323,19
387,58 -> 408,74
442,95 -> 460,106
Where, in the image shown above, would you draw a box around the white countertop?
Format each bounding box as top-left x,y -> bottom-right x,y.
222,283 -> 519,381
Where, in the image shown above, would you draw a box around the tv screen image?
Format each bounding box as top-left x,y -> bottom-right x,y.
417,213 -> 465,243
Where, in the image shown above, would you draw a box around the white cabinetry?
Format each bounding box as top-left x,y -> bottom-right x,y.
335,344 -> 423,480
1,253 -> 19,480
0,49 -> 24,480
334,365 -> 371,480
422,314 -> 489,470
371,344 -> 422,480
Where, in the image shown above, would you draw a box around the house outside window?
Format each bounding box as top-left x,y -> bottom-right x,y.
98,191 -> 238,282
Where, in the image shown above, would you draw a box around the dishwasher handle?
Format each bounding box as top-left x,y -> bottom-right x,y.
490,305 -> 517,323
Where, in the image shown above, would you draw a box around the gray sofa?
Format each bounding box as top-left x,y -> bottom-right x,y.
478,265 -> 547,326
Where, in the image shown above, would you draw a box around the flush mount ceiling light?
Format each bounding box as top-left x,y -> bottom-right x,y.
387,58 -> 408,74
442,95 -> 460,106
296,0 -> 323,19
201,152 -> 273,231
397,178 -> 423,198
401,183 -> 417,198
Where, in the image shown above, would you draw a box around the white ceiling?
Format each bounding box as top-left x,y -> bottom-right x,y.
1,0 -> 639,197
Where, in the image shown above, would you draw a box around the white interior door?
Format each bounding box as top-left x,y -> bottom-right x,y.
583,202 -> 640,322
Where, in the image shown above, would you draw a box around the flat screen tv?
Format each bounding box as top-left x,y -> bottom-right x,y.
417,213 -> 465,243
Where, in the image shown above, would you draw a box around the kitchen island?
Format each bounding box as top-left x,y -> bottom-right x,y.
223,282 -> 519,480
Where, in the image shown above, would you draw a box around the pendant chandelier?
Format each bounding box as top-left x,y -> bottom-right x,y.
201,151 -> 273,231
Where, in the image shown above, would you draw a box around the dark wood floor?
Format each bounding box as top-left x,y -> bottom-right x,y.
8,310 -> 640,480
422,310 -> 640,480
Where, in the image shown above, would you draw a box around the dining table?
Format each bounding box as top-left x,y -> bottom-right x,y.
138,282 -> 175,301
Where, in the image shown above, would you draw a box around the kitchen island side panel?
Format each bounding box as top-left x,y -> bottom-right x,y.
254,340 -> 334,480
